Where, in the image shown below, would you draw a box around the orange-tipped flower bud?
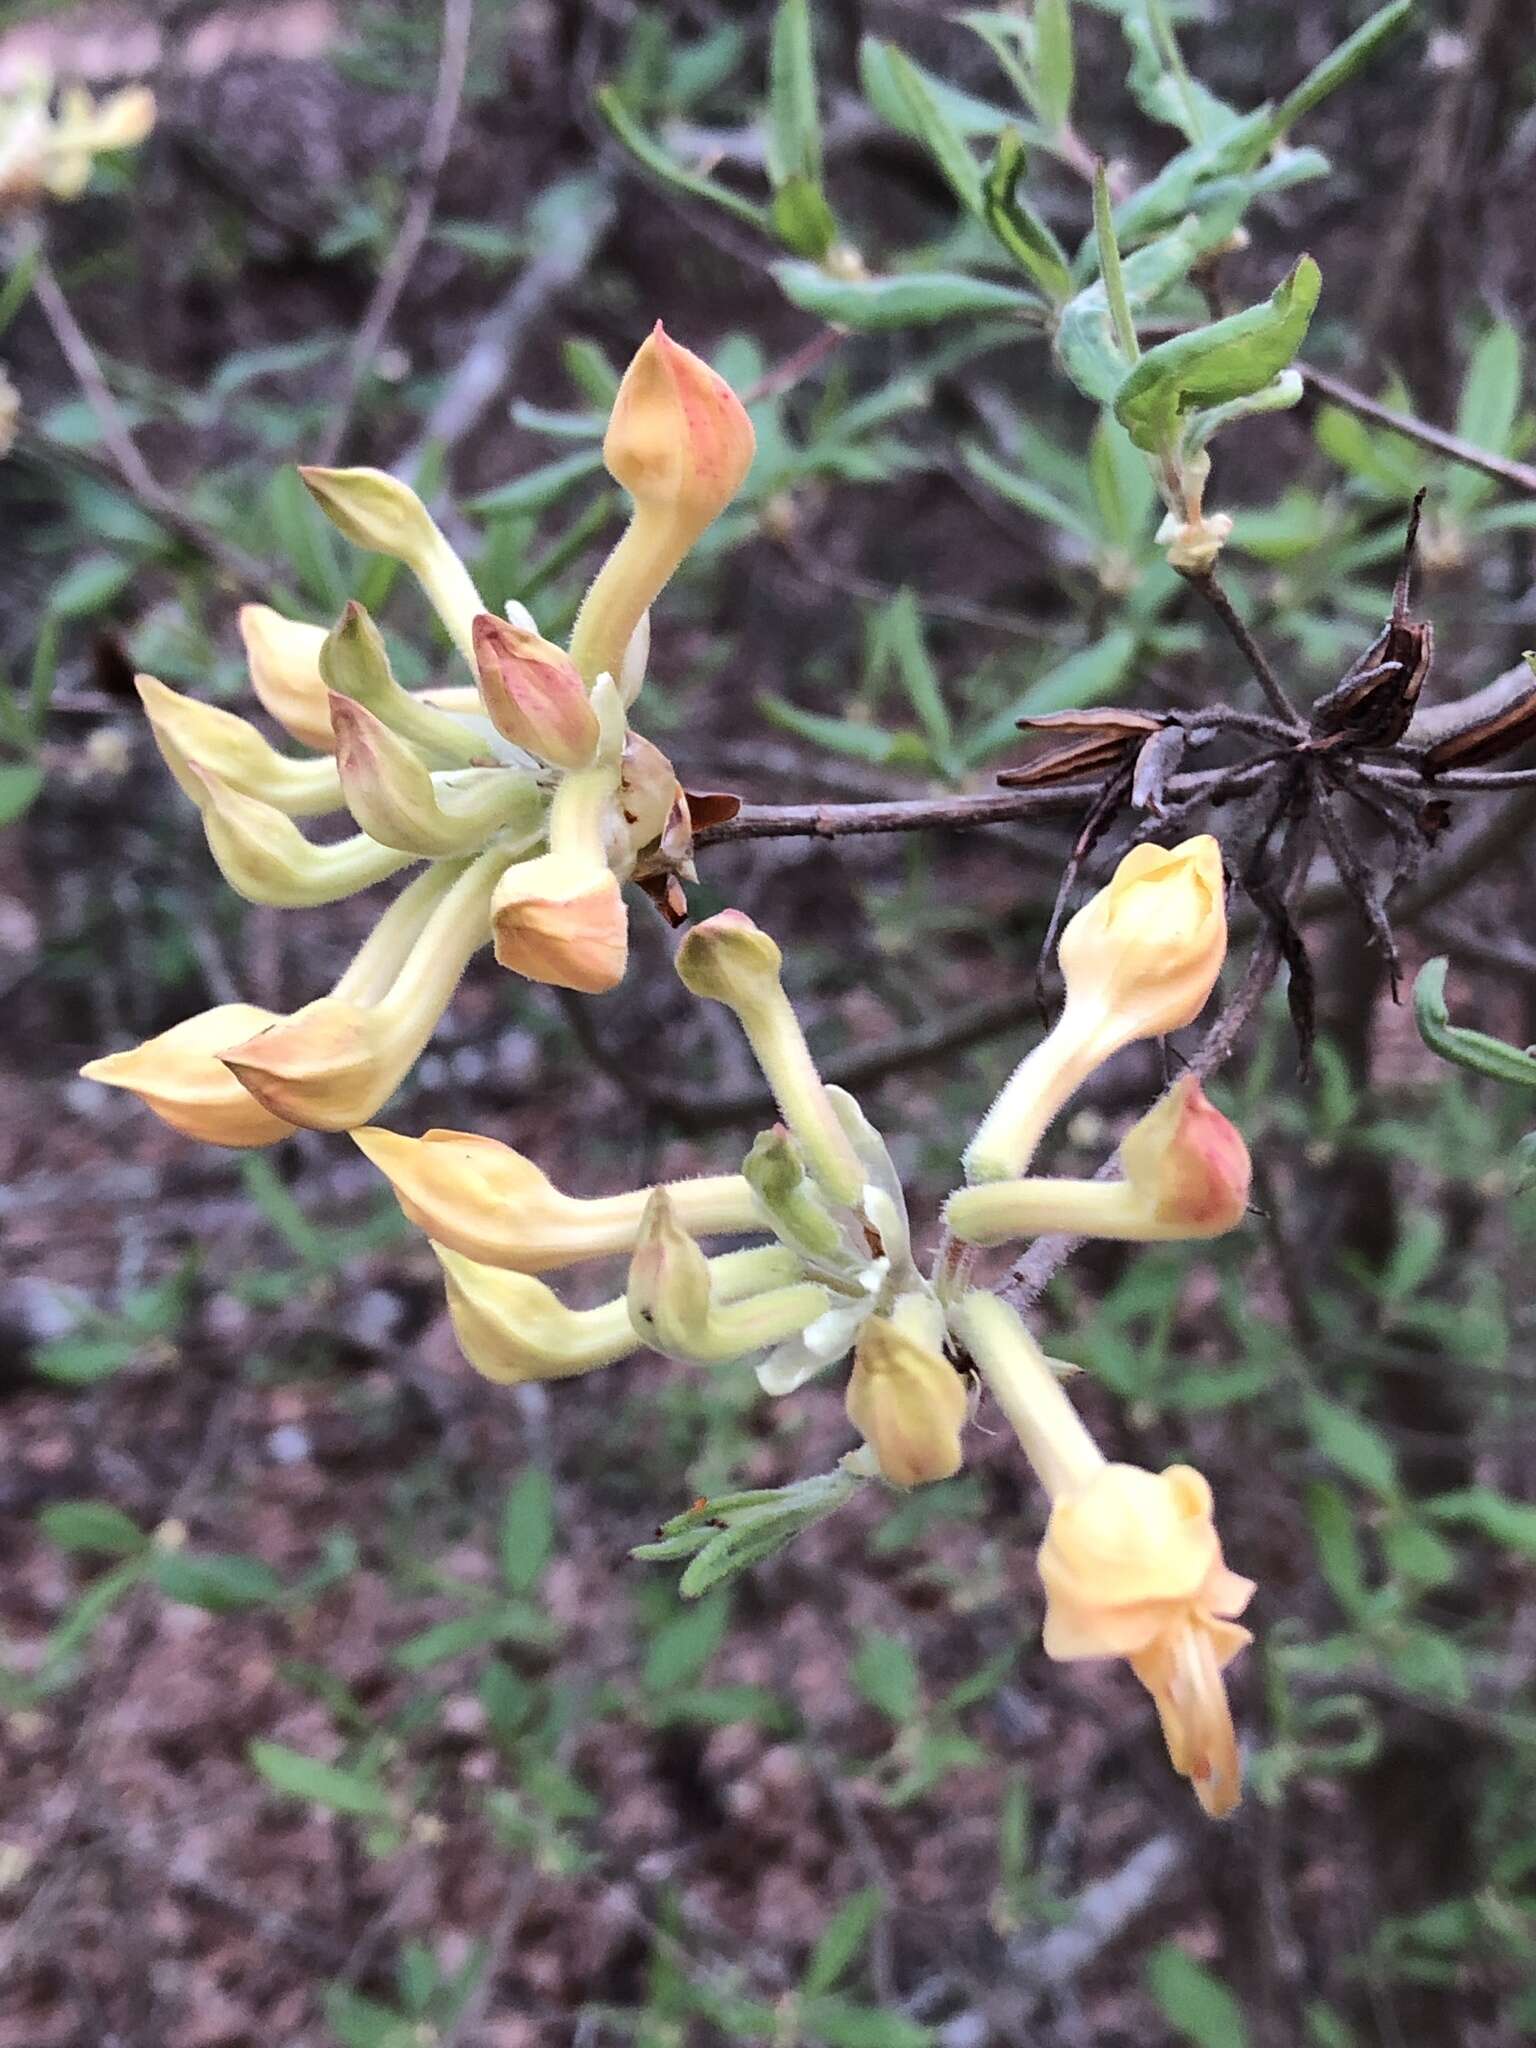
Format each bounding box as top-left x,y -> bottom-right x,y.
80,1003 -> 297,1149
490,855 -> 629,994
472,613 -> 600,769
1119,1075 -> 1250,1235
964,835 -> 1228,1184
566,324 -> 755,688
602,322 -> 756,532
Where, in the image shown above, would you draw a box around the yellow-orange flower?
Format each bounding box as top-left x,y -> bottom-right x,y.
964,836 -> 1227,1184
1039,1462 -> 1254,1818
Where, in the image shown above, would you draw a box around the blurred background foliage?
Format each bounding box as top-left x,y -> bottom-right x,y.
4,2 -> 1536,2044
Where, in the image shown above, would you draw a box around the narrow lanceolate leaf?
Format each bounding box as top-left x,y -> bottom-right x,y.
1054,218 -> 1204,404
772,260 -> 1040,331
884,45 -> 985,217
1267,0 -> 1415,141
1031,0 -> 1076,137
595,86 -> 771,233
1414,958 -> 1536,1091
982,129 -> 1071,302
766,0 -> 823,188
1114,256 -> 1322,454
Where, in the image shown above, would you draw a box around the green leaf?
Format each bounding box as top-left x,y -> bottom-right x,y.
47,553 -> 134,620
766,0 -> 823,188
466,447 -> 603,517
803,1887 -> 886,1997
1088,410 -> 1158,549
151,1550 -> 288,1613
803,1997 -> 934,2048
1386,1627 -> 1470,1703
1302,1393 -> 1399,1499
884,45 -> 984,217
1380,1517 -> 1458,1589
324,1987 -> 416,2048
1115,256 -> 1322,454
1456,323 -> 1522,458
850,1631 -> 920,1722
500,1467 -> 556,1593
771,173 -> 839,260
1414,956 -> 1536,1091
1267,1 -> 1415,140
874,588 -> 953,757
773,260 -> 1039,331
249,1739 -> 392,1818
39,1501 -> 147,1557
394,1606 -> 552,1672
1032,0 -> 1076,137
1147,1945 -> 1250,2048
643,1593 -> 729,1692
1426,1487 -> 1536,1560
962,627 -> 1139,763
265,465 -> 348,613
982,128 -> 1071,301
1054,219 -> 1204,404
0,761 -> 44,826
596,85 -> 770,232
858,37 -> 1024,144
759,692 -> 933,767
1306,1481 -> 1372,1619
960,439 -> 1097,542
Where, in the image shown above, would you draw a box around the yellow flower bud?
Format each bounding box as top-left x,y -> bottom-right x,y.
352,1124 -> 760,1272
627,1190 -> 827,1365
433,1246 -> 642,1383
329,693 -> 540,858
489,853 -> 629,994
471,613 -> 599,769
964,836 -> 1227,1184
219,849 -> 507,1130
136,674 -> 342,818
947,1077 -> 1251,1246
1038,1462 -> 1254,1819
566,324 -> 755,687
1057,835 -> 1227,1036
844,1314 -> 968,1489
80,1003 -> 297,1149
676,912 -> 864,1206
189,763 -> 412,909
298,466 -> 483,667
238,605 -> 334,752
322,601 -> 487,767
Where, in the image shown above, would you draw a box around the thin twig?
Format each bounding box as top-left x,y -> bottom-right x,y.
25,249 -> 269,586
1177,565 -> 1303,727
314,0 -> 475,466
1300,362 -> 1536,497
695,769 -> 1245,849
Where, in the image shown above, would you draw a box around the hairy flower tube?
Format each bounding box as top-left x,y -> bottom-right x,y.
0,69 -> 155,211
964,835 -> 1228,1184
946,1075 -> 1251,1246
83,326 -> 755,1144
955,1294 -> 1253,1818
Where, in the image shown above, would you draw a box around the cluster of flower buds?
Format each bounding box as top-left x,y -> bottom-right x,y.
82,326 -> 755,1143
358,834 -> 1256,1814
0,68 -> 155,212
